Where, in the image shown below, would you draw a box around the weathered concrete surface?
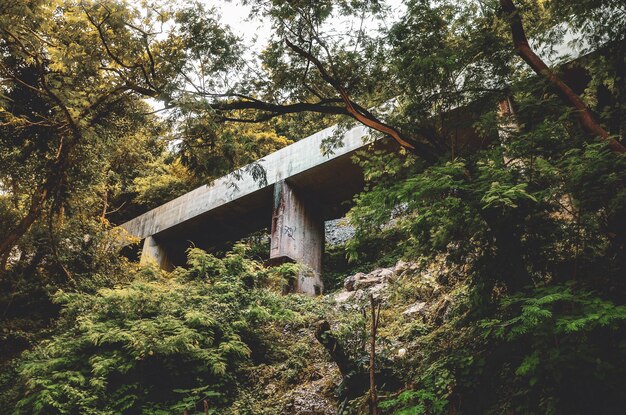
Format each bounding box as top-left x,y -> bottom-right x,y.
139,235 -> 173,271
270,180 -> 324,294
120,122 -> 391,282
121,123 -> 375,241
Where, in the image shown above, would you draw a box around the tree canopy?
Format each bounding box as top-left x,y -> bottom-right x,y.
1,0 -> 625,414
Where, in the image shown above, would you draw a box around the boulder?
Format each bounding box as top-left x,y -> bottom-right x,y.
333,291 -> 354,303
343,272 -> 366,291
403,301 -> 427,318
354,275 -> 382,290
379,268 -> 394,282
368,281 -> 388,300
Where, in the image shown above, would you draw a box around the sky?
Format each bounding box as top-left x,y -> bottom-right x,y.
204,0 -> 407,54
204,0 -> 584,74
207,1 -> 268,50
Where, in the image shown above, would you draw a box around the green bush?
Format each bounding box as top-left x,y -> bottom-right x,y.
12,246 -> 318,414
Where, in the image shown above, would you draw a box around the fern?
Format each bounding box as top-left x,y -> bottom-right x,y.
13,247 -> 317,414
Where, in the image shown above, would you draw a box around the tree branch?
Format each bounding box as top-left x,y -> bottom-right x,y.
211,99 -> 350,118
285,38 -> 421,152
499,0 -> 626,153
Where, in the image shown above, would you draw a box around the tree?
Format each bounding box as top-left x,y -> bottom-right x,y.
0,0 -> 238,265
169,0 -> 626,160
498,0 -> 625,153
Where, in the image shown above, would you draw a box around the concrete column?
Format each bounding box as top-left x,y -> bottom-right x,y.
497,97 -> 520,140
140,235 -> 173,271
270,180 -> 324,295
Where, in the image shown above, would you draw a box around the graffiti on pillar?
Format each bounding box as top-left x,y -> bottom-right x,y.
283,225 -> 295,239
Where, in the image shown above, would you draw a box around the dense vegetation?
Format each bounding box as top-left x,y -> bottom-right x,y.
1,0 -> 625,414
7,247 -> 325,414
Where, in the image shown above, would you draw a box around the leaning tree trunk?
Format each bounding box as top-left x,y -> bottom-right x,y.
315,320 -> 354,377
499,0 -> 626,153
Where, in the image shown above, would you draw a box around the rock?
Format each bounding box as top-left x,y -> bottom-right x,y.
333,291 -> 354,303
354,275 -> 382,290
287,389 -> 336,415
325,218 -> 356,246
379,268 -> 394,282
282,362 -> 339,414
433,296 -> 453,325
343,272 -> 365,291
403,301 -> 427,318
368,269 -> 383,278
368,282 -> 388,300
394,260 -> 410,273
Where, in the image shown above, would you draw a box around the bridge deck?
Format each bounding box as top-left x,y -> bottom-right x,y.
121,123 -> 386,259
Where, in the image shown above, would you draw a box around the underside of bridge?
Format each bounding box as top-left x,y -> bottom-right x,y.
139,143 -> 370,274
120,102 -> 491,295
121,122 -> 404,294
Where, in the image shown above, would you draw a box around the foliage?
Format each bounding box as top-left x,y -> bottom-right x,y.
130,157 -> 199,214
480,284 -> 626,413
348,103 -> 626,306
176,119 -> 292,183
346,132 -> 626,411
11,246 -> 320,414
330,1 -> 626,413
0,0 -> 294,373
379,389 -> 448,415
366,278 -> 626,415
1,0 -> 626,414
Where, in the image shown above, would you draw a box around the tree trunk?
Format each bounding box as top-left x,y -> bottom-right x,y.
314,320 -> 353,377
499,0 -> 626,153
0,187 -> 48,271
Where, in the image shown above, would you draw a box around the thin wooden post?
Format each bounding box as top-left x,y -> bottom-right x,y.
369,293 -> 381,415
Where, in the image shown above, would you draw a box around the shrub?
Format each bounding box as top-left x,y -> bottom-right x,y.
13,246 -> 317,414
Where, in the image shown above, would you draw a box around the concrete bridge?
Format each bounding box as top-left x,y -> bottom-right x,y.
121,124 -> 399,294
119,33 -> 593,295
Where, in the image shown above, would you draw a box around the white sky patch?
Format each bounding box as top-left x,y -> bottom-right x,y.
204,0 -> 406,54
147,0 -> 406,113
205,1 -> 270,54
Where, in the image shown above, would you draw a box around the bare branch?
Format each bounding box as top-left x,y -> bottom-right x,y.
285,38 -> 420,151
211,98 -> 349,118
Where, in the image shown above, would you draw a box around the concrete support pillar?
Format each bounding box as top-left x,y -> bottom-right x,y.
270,180 -> 324,295
497,97 -> 520,139
140,235 -> 173,271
